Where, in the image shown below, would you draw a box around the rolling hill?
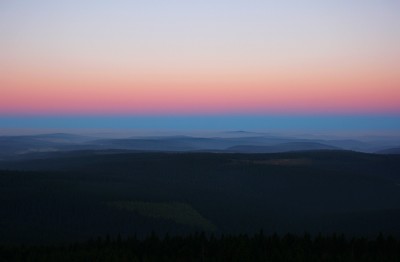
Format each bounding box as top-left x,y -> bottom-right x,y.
1,150 -> 399,244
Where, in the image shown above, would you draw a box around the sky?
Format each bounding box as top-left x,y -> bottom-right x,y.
0,1 -> 399,130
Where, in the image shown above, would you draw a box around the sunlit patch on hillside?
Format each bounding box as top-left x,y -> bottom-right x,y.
229,158 -> 312,166
107,201 -> 217,232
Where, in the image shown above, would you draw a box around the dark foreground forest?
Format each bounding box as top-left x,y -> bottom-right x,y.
2,233 -> 400,262
1,150 -> 400,260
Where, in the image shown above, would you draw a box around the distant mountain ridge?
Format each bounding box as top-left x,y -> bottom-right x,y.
227,142 -> 339,153
1,132 -> 399,158
376,147 -> 400,154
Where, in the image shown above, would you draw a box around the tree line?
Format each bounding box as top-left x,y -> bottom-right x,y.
1,232 -> 399,262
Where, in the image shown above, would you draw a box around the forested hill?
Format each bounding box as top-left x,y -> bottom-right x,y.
1,151 -> 400,245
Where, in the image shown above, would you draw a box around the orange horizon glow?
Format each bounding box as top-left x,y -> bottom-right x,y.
1,1 -> 399,115
1,64 -> 399,115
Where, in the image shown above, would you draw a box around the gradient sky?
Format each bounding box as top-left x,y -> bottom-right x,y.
0,1 -> 399,129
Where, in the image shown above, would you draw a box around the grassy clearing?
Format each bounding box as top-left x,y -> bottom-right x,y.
107,201 -> 217,231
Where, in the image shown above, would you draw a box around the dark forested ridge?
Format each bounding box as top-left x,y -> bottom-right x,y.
1,150 -> 400,260
1,151 -> 400,247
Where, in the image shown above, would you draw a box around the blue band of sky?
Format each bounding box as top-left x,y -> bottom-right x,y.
0,115 -> 399,131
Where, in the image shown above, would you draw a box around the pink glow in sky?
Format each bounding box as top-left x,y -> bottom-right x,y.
1,1 -> 399,115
